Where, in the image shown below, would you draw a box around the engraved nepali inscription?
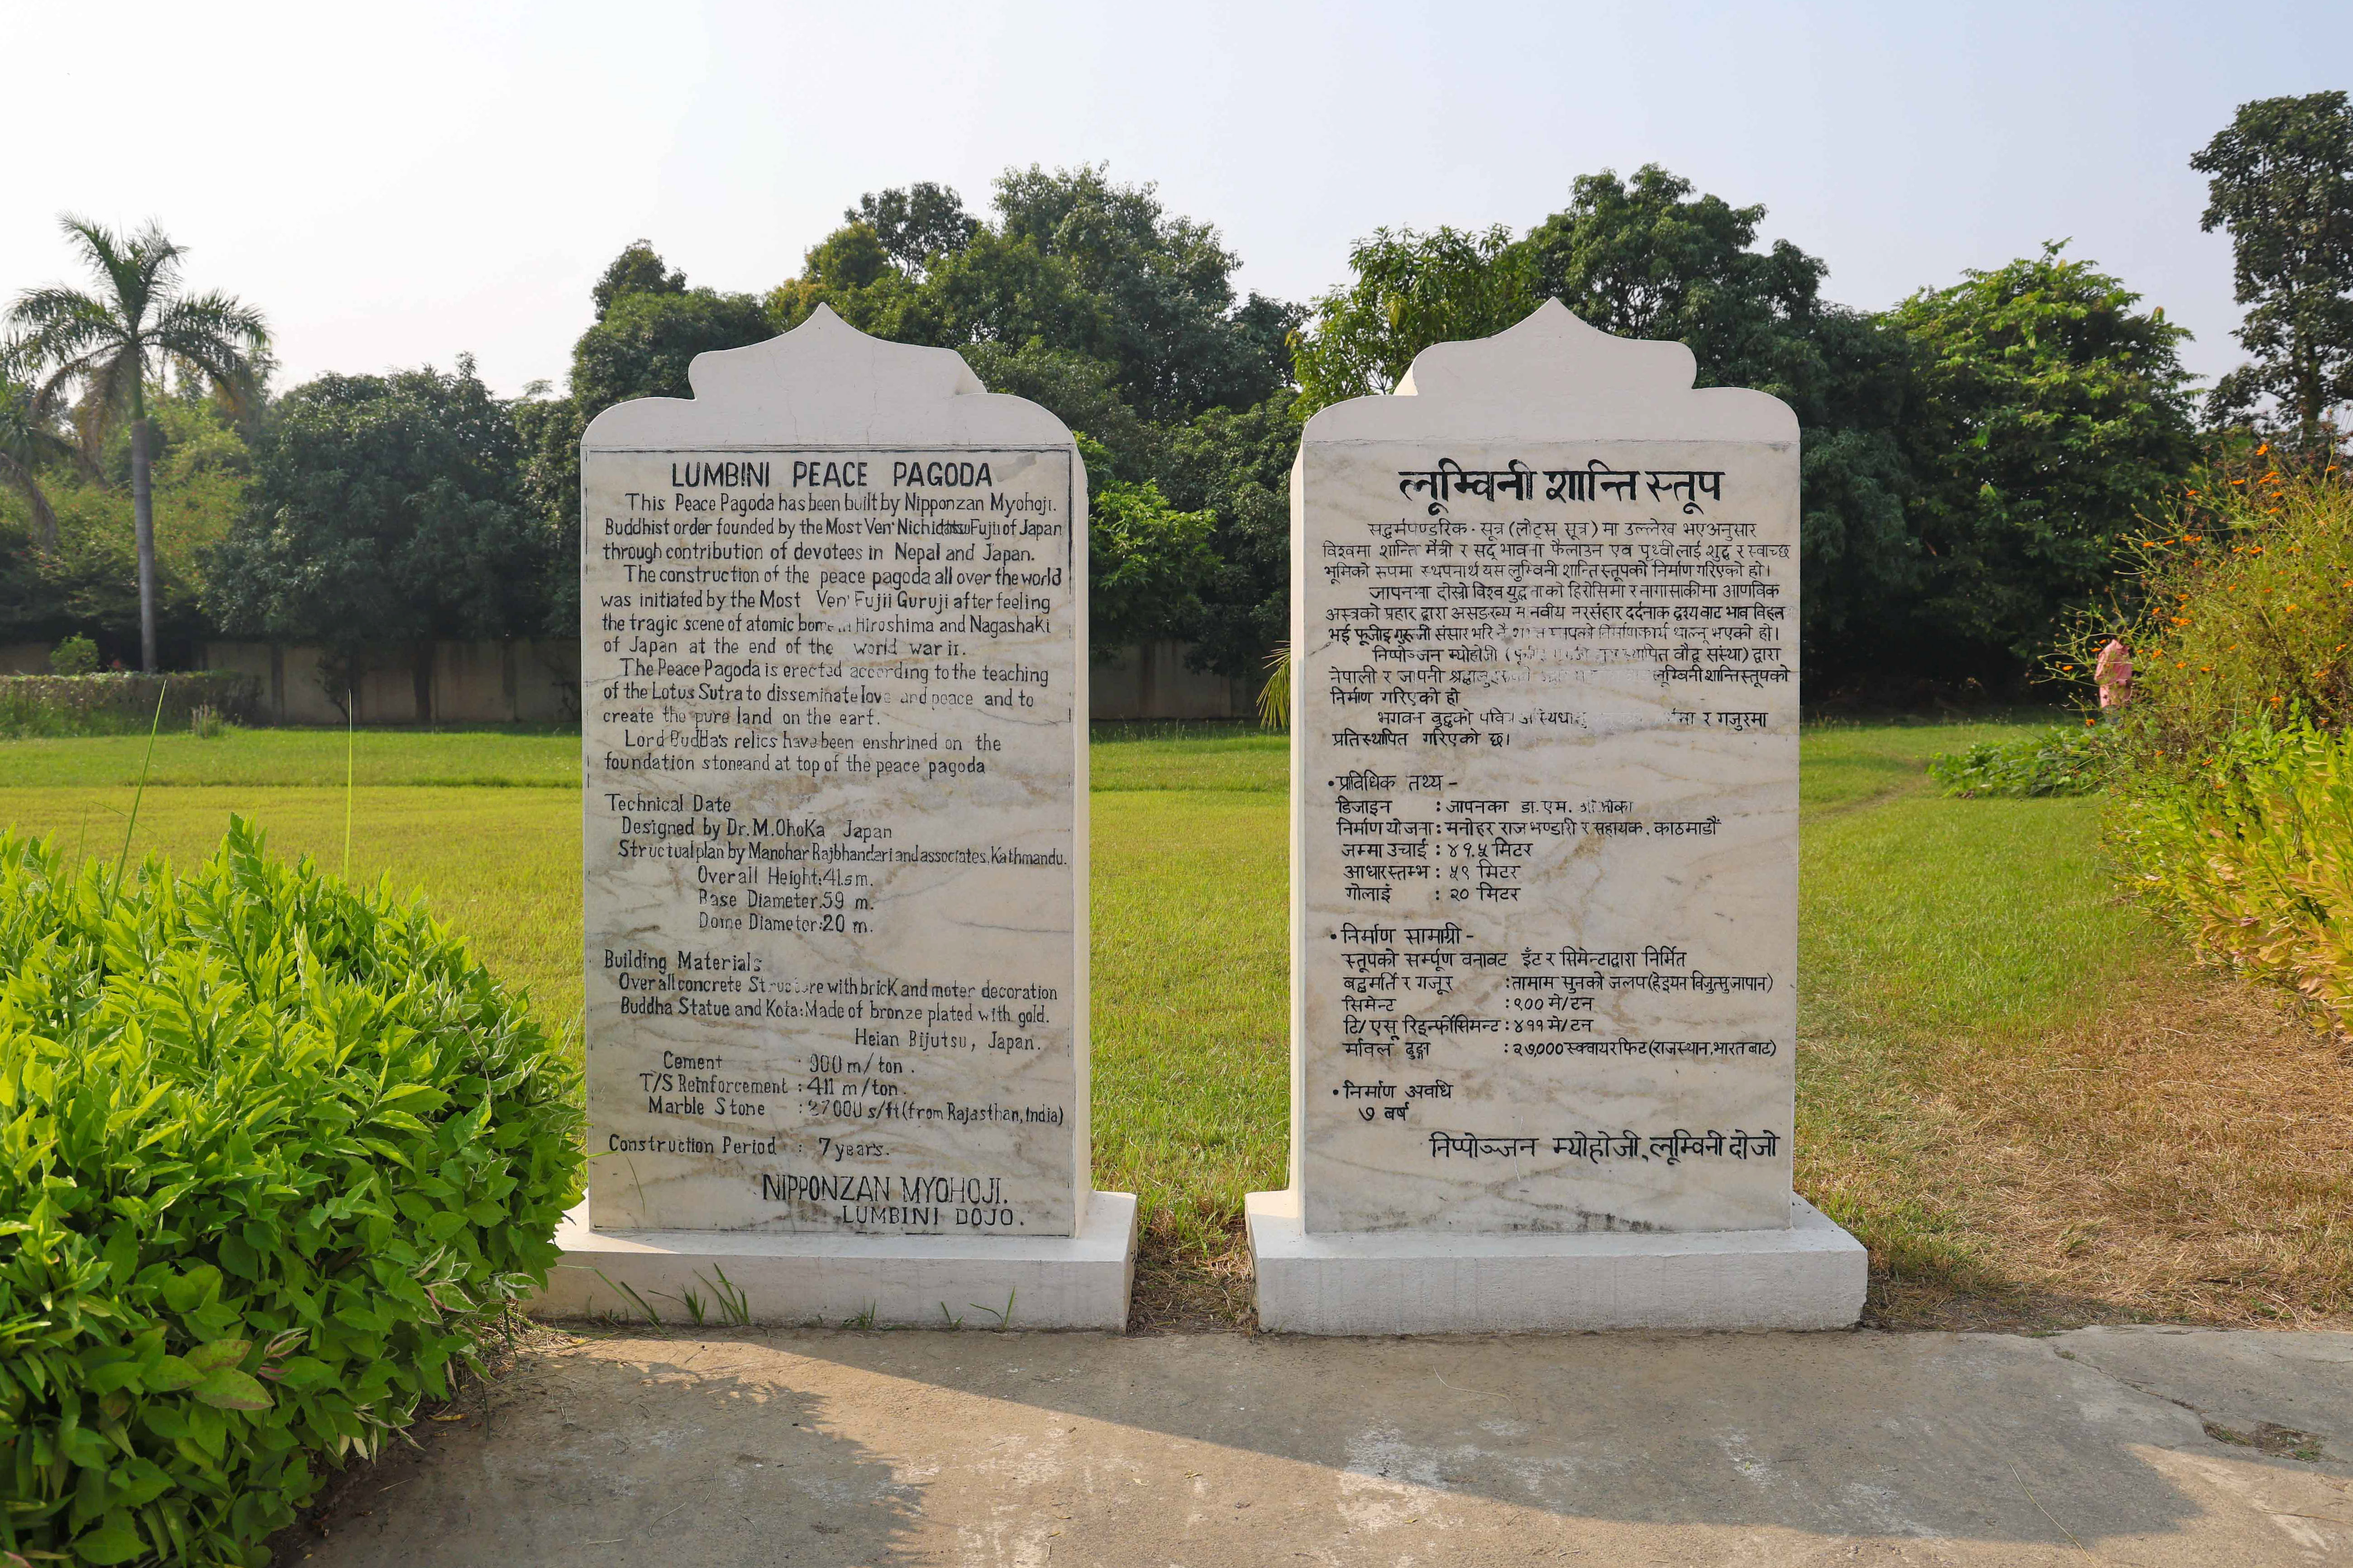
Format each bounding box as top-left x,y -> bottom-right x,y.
583,441 -> 1084,1235
1297,432 -> 1799,1234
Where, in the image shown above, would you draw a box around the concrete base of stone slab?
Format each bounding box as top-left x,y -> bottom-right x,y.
1245,1189 -> 1865,1333
531,1191 -> 1137,1330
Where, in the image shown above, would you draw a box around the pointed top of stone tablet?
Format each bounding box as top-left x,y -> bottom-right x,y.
1395,299 -> 1696,400
582,303 -> 1070,449
1306,300 -> 1796,444
686,303 -> 987,405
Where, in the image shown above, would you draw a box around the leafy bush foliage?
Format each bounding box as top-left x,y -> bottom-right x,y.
2079,453 -> 2353,757
1078,434 -> 1217,660
0,820 -> 582,1565
2110,720 -> 2353,1036
0,673 -> 259,739
1927,725 -> 2111,797
2092,456 -> 2353,1030
1891,243 -> 2196,666
47,637 -> 98,677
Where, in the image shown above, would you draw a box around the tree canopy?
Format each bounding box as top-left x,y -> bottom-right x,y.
591,240 -> 687,320
1290,226 -> 1534,408
2192,91 -> 2353,443
209,359 -> 549,709
1890,243 -> 2196,664
6,216 -> 267,669
772,167 -> 1298,424
0,157 -> 2251,699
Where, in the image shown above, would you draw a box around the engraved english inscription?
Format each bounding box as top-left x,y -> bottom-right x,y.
583,446 -> 1081,1234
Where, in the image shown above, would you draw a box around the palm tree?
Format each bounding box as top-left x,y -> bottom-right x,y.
0,369 -> 76,550
7,217 -> 267,671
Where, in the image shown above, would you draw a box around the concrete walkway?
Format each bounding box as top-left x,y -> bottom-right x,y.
288,1326 -> 2352,1567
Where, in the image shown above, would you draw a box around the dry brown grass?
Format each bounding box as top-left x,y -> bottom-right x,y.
1861,960 -> 2353,1330
1123,944 -> 2353,1336
1128,1212 -> 1257,1332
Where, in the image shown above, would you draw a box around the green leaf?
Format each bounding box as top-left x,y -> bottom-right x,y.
265,1355 -> 333,1391
423,1211 -> 469,1243
81,1363 -> 145,1396
191,1367 -> 271,1412
183,1339 -> 250,1373
159,1266 -> 220,1314
150,1356 -> 205,1397
68,1520 -> 147,1565
58,1425 -> 110,1469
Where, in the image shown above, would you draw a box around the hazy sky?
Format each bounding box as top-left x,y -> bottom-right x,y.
6,0 -> 2347,399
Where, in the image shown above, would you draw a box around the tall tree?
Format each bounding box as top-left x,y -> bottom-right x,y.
209,359 -> 546,716
773,167 -> 1299,423
1289,225 -> 1535,409
1890,244 -> 2195,664
2191,91 -> 2353,443
1522,166 -> 1925,674
846,181 -> 978,275
518,246 -> 776,636
0,371 -> 76,550
591,239 -> 687,319
6,217 -> 267,669
1524,167 -> 1830,386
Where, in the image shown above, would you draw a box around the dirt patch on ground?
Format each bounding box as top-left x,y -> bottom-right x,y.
1861,963 -> 2353,1331
1127,1212 -> 1255,1331
1123,959 -> 2353,1337
268,1322 -> 556,1565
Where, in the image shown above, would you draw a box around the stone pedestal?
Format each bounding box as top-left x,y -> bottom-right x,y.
1247,1189 -> 1863,1334
1250,302 -> 1862,1333
536,1191 -> 1136,1329
549,304 -> 1132,1330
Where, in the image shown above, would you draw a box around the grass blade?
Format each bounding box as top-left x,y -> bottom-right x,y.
110,677 -> 167,902
344,686 -> 355,882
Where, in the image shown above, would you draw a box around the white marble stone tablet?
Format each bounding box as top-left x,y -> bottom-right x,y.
1288,301 -> 1801,1237
579,305 -> 1091,1239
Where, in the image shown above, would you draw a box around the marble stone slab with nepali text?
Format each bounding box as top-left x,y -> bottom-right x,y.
1286,302 -> 1803,1238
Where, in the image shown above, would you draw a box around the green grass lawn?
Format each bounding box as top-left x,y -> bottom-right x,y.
9,715 -> 2341,1328
0,724 -> 578,788
0,785 -> 586,1036
1792,724 -> 2166,1285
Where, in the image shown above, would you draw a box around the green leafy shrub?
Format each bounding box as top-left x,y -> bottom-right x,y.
48,637 -> 100,677
2110,720 -> 2353,1036
0,673 -> 259,739
1928,725 -> 2111,797
2073,452 -> 2353,758
0,819 -> 583,1566
2075,454 -> 2353,1027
